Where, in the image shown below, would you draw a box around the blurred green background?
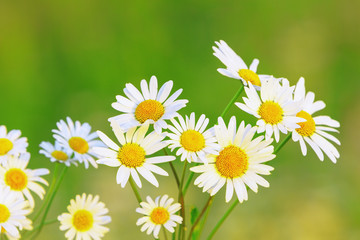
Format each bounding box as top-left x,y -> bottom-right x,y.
1,0 -> 359,239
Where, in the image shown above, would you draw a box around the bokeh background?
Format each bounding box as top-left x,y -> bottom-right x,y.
1,0 -> 359,239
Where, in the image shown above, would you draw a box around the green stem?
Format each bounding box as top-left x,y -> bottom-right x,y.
169,162 -> 180,189
129,177 -> 142,204
274,133 -> 292,154
206,200 -> 239,240
162,226 -> 169,240
197,196 -> 213,240
187,196 -> 214,240
183,163 -> 200,196
30,166 -> 68,240
31,219 -> 58,232
32,163 -> 60,223
220,84 -> 244,118
178,162 -> 188,240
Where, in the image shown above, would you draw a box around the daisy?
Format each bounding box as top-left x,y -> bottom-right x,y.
0,155 -> 49,208
2,218 -> 33,240
0,186 -> 32,240
58,193 -> 111,240
109,75 -> 188,133
292,77 -> 340,163
136,195 -> 182,239
94,121 -> 175,188
0,126 -> 28,165
235,78 -> 305,142
191,117 -> 275,203
213,40 -> 271,89
52,117 -> 104,169
39,141 -> 78,167
166,112 -> 220,163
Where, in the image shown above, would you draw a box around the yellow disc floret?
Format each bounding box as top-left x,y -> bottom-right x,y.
215,145 -> 248,178
0,138 -> 13,155
69,137 -> 89,154
0,204 -> 10,223
5,169 -> 28,191
51,150 -> 68,161
258,101 -> 284,125
72,209 -> 93,232
135,100 -> 165,124
296,111 -> 316,137
150,207 -> 170,225
180,130 -> 205,152
118,143 -> 146,168
238,69 -> 261,86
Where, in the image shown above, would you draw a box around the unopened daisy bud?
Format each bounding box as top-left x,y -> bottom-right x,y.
0,125 -> 28,165
166,112 -> 220,163
58,193 -> 111,240
109,75 -> 188,134
94,121 -> 175,188
136,195 -> 182,239
213,40 -> 272,90
191,117 -> 275,203
292,77 -> 340,163
0,155 -> 49,208
235,77 -> 305,142
52,117 -> 104,169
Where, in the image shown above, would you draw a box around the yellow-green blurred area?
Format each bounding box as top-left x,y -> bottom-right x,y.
1,0 -> 359,239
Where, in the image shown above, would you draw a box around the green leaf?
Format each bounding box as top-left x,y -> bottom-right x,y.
190,207 -> 199,225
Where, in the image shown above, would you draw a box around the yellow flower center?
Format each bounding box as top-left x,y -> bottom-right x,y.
69,137 -> 89,154
0,204 -> 10,223
118,143 -> 146,168
296,111 -> 316,137
0,138 -> 13,156
180,130 -> 205,152
258,101 -> 283,125
72,209 -> 93,232
150,207 -> 170,225
238,69 -> 261,86
215,145 -> 248,178
51,150 -> 68,161
5,169 -> 28,191
135,100 -> 165,124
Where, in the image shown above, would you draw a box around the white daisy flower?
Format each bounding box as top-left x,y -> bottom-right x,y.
0,126 -> 28,165
213,40 -> 271,90
191,117 -> 275,203
52,117 -> 104,169
39,141 -> 78,167
58,193 -> 111,240
166,112 -> 220,163
94,121 -> 175,188
109,75 -> 188,133
0,155 -> 49,208
136,195 -> 182,239
0,186 -> 32,240
235,78 -> 305,142
292,77 -> 340,163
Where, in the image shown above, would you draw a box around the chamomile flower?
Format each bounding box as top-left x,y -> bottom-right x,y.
213,40 -> 271,90
0,126 -> 28,165
39,141 -> 78,167
0,186 -> 32,240
136,195 -> 182,239
235,78 -> 305,142
53,117 -> 104,169
94,121 -> 175,188
292,77 -> 340,163
58,193 -> 111,240
191,117 -> 275,203
109,75 -> 188,133
166,113 -> 219,163
0,155 -> 49,208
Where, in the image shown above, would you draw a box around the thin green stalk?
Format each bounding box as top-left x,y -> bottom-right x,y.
129,177 -> 142,204
169,162 -> 180,188
187,196 -> 213,240
197,196 -> 214,240
32,163 -> 60,223
220,84 -> 244,118
30,166 -> 68,240
183,163 -> 199,196
178,161 -> 188,240
206,200 -> 239,240
274,133 -> 292,154
31,219 -> 58,232
162,227 -> 169,240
